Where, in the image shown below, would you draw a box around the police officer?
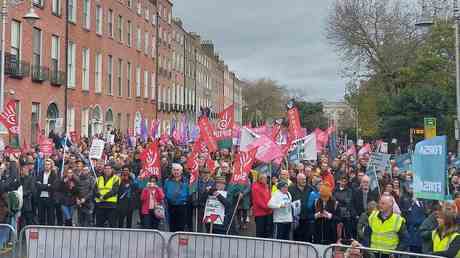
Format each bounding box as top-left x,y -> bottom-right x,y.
95,164 -> 120,227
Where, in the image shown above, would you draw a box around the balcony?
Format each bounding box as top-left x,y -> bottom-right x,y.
31,65 -> 50,82
50,70 -> 65,86
5,56 -> 30,79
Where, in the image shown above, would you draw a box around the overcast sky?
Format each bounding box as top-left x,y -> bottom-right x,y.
173,0 -> 346,101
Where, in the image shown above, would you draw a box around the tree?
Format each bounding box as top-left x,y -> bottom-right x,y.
296,102 -> 328,130
242,79 -> 288,125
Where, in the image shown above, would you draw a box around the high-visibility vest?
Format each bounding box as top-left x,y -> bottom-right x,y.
432,230 -> 460,258
96,175 -> 120,203
368,211 -> 404,251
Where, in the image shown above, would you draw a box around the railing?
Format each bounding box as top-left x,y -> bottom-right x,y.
5,57 -> 30,79
31,66 -> 49,82
0,224 -> 17,258
49,70 -> 65,86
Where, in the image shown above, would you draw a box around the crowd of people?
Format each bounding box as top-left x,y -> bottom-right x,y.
0,129 -> 459,257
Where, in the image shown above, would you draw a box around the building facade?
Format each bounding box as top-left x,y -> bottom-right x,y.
4,0 -> 243,145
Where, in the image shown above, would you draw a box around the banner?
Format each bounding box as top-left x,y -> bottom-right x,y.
203,191 -> 227,225
187,139 -> 205,186
367,152 -> 391,172
239,127 -> 259,151
89,139 -> 105,160
198,117 -> 218,153
0,100 -> 19,135
287,107 -> 303,140
230,148 -> 257,184
393,153 -> 412,172
245,135 -> 283,163
140,142 -> 161,178
413,136 -> 447,200
302,133 -> 317,160
39,138 -> 54,156
215,105 -> 234,149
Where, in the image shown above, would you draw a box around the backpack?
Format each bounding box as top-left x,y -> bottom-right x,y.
7,186 -> 23,213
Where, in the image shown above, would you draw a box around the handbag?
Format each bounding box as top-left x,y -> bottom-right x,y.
154,204 -> 165,219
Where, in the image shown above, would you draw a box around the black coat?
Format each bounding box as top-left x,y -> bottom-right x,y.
20,175 -> 36,212
352,189 -> 379,217
35,170 -> 58,199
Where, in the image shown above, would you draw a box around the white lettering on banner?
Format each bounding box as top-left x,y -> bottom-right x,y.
419,145 -> 443,155
421,181 -> 442,193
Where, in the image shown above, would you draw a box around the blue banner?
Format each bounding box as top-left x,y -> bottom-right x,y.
413,136 -> 448,201
393,153 -> 412,172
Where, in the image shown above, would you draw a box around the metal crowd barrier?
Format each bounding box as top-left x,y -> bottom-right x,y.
167,232 -> 320,258
0,224 -> 17,258
322,244 -> 445,258
17,226 -> 166,258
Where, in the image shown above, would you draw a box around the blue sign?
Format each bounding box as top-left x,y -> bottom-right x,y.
413,136 -> 447,200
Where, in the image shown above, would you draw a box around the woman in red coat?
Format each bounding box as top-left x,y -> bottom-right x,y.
140,176 -> 165,229
251,173 -> 273,238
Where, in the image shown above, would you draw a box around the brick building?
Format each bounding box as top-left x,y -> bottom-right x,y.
4,0 -> 243,145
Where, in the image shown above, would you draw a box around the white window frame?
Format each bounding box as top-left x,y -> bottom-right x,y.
82,48 -> 90,91
127,21 -> 132,47
151,72 -> 155,100
52,0 -> 61,15
136,26 -> 141,50
117,58 -> 123,97
69,0 -> 77,23
67,41 -> 76,88
108,9 -> 114,38
83,0 -> 91,30
10,20 -> 21,59
95,53 -> 102,93
144,31 -> 149,54
136,66 -> 141,97
137,0 -> 141,15
107,55 -> 113,95
51,35 -> 60,71
127,62 -> 132,98
96,5 -> 102,35
143,70 -> 149,98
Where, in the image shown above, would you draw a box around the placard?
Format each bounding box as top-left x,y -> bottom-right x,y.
89,139 -> 105,160
203,191 -> 227,225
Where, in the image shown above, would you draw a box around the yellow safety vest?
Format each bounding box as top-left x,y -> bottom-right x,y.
96,175 -> 120,203
368,211 -> 404,251
432,230 -> 460,258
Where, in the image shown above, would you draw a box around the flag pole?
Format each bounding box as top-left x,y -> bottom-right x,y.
60,136 -> 67,177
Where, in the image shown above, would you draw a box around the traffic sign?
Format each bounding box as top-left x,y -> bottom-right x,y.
424,117 -> 436,139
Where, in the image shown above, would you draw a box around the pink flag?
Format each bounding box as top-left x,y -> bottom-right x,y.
315,128 -> 329,152
247,135 -> 284,163
358,143 -> 371,156
346,144 -> 357,156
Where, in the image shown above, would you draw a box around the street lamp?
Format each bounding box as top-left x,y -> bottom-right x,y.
0,0 -> 39,113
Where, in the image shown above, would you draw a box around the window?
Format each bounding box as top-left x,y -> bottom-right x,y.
69,0 -> 76,23
127,62 -> 131,98
10,20 -> 21,60
145,7 -> 149,21
67,41 -> 76,87
32,0 -> 43,7
136,26 -> 141,50
67,107 -> 75,132
116,15 -> 123,42
144,31 -> 149,54
151,35 -> 155,58
108,9 -> 113,38
137,0 -> 141,15
136,66 -> 141,97
126,113 -> 131,132
51,35 -> 60,72
107,55 -> 113,95
96,5 -> 102,35
127,0 -> 132,8
127,21 -> 132,47
31,103 -> 40,145
144,71 -> 148,98
95,53 -> 102,93
117,58 -> 122,97
83,0 -> 91,29
151,72 -> 155,100
52,0 -> 60,15
82,48 -> 90,91
32,27 -> 42,67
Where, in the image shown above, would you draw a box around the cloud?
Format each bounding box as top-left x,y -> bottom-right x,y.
173,0 -> 345,101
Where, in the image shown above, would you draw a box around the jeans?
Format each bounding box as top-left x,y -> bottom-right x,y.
274,223 -> 291,240
168,205 -> 187,232
38,197 -> 55,225
142,210 -> 160,230
61,205 -> 74,225
255,215 -> 273,238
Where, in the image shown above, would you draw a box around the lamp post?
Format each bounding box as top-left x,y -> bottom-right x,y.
63,0 -> 69,135
0,0 -> 39,113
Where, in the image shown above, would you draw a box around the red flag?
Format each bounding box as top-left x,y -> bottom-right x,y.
231,148 -> 257,184
198,116 -> 218,152
187,139 -> 204,185
0,100 -> 19,135
271,123 -> 281,141
39,138 -> 54,156
215,105 -> 234,140
315,128 -> 329,152
140,142 -> 161,178
287,107 -> 302,141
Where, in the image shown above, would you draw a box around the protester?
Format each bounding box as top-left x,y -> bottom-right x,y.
251,173 -> 273,238
289,173 -> 310,242
431,210 -> 460,258
95,164 -> 120,227
314,182 -> 337,245
54,169 -> 79,226
194,167 -> 215,233
163,163 -> 190,232
357,201 -> 377,242
36,159 -> 58,225
117,168 -> 139,228
76,166 -> 95,227
140,176 -> 165,229
203,176 -> 233,234
268,181 -> 292,240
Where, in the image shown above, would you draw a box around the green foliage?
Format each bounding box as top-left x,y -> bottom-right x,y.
296,102 -> 328,130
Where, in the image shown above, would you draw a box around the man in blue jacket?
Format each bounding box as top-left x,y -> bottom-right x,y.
163,163 -> 190,232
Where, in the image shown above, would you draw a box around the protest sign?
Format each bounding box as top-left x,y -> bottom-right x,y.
393,153 -> 412,172
89,139 -> 105,160
368,152 -> 391,172
39,138 -> 54,156
413,136 -> 447,200
203,191 -> 227,225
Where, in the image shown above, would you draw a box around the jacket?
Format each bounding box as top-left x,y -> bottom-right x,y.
140,187 -> 165,215
306,186 -> 320,220
334,187 -> 356,220
203,190 -> 235,234
420,214 -> 439,253
268,190 -> 292,223
363,211 -> 409,251
251,182 -> 272,217
288,184 -> 310,220
352,188 -> 379,217
400,198 -> 426,248
36,170 -> 58,199
163,177 -> 190,206
20,175 -> 36,212
76,173 -> 95,212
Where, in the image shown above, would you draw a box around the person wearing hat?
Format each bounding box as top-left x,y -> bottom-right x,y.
268,181 -> 293,240
305,169 -> 322,242
203,176 -> 233,234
